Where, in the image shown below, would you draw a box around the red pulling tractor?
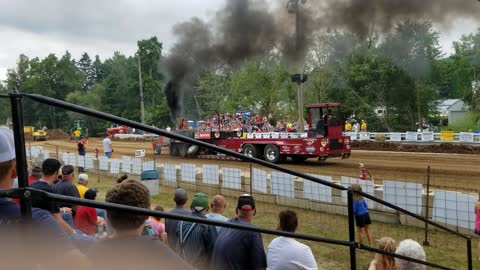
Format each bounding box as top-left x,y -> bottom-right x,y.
153,103 -> 351,164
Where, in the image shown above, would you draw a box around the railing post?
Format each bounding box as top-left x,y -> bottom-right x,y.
467,237 -> 472,270
423,165 -> 430,246
347,188 -> 357,269
10,93 -> 32,218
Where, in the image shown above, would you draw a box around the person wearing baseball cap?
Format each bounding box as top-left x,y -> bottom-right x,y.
165,188 -> 192,250
0,126 -> 90,269
176,193 -> 217,270
55,164 -> 80,209
76,173 -> 89,199
212,194 -> 267,270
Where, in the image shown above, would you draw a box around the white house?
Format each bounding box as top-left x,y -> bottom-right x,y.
436,99 -> 469,126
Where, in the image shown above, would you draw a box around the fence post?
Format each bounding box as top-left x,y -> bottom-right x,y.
347,188 -> 357,269
249,163 -> 253,195
467,237 -> 473,270
10,93 -> 32,218
423,166 -> 430,246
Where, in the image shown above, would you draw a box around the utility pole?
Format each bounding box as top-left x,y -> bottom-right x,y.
137,51 -> 145,124
288,0 -> 307,132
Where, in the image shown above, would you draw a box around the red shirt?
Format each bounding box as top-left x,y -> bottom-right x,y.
74,206 -> 97,235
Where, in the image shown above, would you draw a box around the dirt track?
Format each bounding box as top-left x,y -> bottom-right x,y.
32,138 -> 480,192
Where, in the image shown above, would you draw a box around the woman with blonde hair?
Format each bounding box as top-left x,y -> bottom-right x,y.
368,237 -> 397,270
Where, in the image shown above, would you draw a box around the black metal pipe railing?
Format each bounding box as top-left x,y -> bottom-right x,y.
2,93 -> 472,269
10,93 -> 31,218
25,93 -> 472,240
0,188 -> 456,270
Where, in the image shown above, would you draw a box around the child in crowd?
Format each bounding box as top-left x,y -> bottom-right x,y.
351,183 -> 373,246
368,237 -> 397,270
147,205 -> 167,243
74,189 -> 104,236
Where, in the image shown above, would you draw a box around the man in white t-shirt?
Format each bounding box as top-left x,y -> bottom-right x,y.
267,210 -> 317,270
206,195 -> 229,233
102,135 -> 112,158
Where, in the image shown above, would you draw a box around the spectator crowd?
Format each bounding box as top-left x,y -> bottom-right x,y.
188,112 -> 305,133
0,125 -> 432,269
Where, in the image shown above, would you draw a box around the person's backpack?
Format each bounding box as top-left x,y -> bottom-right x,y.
141,219 -> 156,237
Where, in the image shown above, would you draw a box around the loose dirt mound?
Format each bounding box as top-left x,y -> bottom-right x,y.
47,129 -> 70,140
351,141 -> 480,154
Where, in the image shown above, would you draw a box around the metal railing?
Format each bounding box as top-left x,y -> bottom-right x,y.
0,93 -> 473,269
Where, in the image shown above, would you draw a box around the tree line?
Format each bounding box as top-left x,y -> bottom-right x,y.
1,21 -> 480,134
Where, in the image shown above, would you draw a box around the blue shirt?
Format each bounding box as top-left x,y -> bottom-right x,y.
353,199 -> 369,216
206,212 -> 229,234
212,217 -> 267,270
0,198 -> 74,268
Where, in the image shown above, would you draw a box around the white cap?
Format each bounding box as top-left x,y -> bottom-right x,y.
0,126 -> 15,163
78,173 -> 89,183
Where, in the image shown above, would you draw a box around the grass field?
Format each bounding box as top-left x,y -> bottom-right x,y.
88,174 -> 476,270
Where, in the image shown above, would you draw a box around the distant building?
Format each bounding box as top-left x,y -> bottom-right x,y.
374,106 -> 387,117
436,99 -> 469,126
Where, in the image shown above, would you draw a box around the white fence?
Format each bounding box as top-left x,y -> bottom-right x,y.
347,131 -> 480,143
26,146 -> 478,232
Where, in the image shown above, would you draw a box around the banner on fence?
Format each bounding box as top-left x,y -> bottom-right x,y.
98,156 -> 108,171
252,168 -> 267,193
121,156 -> 132,173
163,164 -> 177,182
222,168 -> 241,190
359,132 -> 370,141
181,163 -> 196,182
132,158 -> 142,175
460,132 -> 474,143
433,190 -> 478,230
383,181 -> 422,214
110,159 -> 120,174
202,165 -> 219,185
440,131 -> 455,141
405,132 -> 418,141
421,132 -> 434,141
389,133 -> 402,142
303,174 -> 333,203
271,172 -> 294,198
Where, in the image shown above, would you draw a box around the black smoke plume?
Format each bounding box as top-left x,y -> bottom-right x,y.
163,0 -> 480,120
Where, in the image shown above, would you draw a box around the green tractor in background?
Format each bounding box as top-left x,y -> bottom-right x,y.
70,120 -> 89,139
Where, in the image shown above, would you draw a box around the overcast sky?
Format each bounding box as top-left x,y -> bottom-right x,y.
0,0 -> 479,81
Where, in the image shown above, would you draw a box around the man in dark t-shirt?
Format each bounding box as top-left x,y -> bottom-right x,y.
55,165 -> 81,207
78,137 -> 86,173
212,194 -> 267,270
165,188 -> 191,250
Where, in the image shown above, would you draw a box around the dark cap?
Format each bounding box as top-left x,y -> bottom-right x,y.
237,194 -> 255,211
174,188 -> 188,201
30,166 -> 42,179
84,189 -> 97,200
61,165 -> 74,175
41,158 -> 62,175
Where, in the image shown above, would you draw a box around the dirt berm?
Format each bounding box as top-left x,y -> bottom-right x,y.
351,140 -> 480,155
